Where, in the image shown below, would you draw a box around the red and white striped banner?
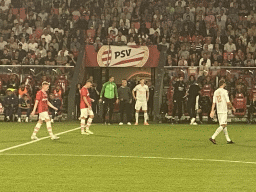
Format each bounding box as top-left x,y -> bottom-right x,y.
84,45 -> 160,67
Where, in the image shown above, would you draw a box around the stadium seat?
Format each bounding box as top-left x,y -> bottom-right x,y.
201,84 -> 213,101
233,93 -> 247,116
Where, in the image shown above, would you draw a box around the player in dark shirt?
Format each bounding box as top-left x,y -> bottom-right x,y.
17,94 -> 31,122
187,80 -> 201,125
172,76 -> 186,123
49,93 -> 61,123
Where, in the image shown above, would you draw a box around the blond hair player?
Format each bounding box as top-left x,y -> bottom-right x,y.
31,81 -> 59,140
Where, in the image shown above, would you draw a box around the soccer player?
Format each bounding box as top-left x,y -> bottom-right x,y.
132,79 -> 149,125
99,76 -> 119,125
209,80 -> 235,144
80,80 -> 94,135
31,81 -> 59,140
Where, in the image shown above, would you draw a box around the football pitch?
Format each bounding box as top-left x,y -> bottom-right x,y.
0,122 -> 255,192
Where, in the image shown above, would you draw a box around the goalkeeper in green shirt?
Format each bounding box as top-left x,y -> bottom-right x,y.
99,76 -> 119,124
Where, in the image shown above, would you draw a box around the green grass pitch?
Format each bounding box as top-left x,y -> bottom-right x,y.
0,122 -> 256,192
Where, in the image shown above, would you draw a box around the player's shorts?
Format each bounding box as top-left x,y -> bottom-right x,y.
217,113 -> 227,125
135,100 -> 147,111
80,108 -> 94,118
39,111 -> 50,121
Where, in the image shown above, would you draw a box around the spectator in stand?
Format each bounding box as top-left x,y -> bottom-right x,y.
70,37 -> 81,52
56,51 -> 68,65
199,53 -> 211,67
115,31 -> 127,45
4,90 -> 18,122
35,44 -> 47,58
224,38 -> 236,53
0,36 -> 7,51
93,37 -> 103,52
7,74 -> 19,90
178,45 -> 189,60
49,93 -> 61,123
1,49 -> 11,65
44,51 -> 56,65
127,36 -> 136,46
108,22 -> 118,36
17,94 -> 30,123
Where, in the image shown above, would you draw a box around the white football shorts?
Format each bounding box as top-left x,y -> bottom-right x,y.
135,100 -> 147,111
80,108 -> 94,118
217,113 -> 227,125
39,111 -> 50,121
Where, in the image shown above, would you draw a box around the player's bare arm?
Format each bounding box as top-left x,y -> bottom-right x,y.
132,90 -> 136,100
227,102 -> 235,112
83,96 -> 91,110
31,100 -> 39,115
146,91 -> 149,101
210,102 -> 216,118
47,100 -> 58,111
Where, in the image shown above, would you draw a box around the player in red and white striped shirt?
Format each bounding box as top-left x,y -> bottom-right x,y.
80,80 -> 94,135
31,81 -> 59,140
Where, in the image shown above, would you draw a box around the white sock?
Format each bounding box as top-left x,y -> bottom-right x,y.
223,127 -> 231,142
86,118 -> 93,128
32,122 -> 42,136
81,119 -> 86,132
212,126 -> 223,139
144,113 -> 148,123
191,118 -> 195,124
46,121 -> 54,137
135,113 -> 139,123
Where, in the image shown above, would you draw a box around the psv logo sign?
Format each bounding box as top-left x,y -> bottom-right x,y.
97,46 -> 149,67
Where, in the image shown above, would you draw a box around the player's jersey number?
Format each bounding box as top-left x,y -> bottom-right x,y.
216,95 -> 222,103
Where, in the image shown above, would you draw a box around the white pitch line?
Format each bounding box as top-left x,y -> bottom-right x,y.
0,127 -> 81,153
0,153 -> 256,165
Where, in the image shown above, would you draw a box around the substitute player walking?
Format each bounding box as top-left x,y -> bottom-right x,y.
31,81 -> 59,140
132,79 -> 149,125
80,80 -> 94,135
209,80 -> 235,144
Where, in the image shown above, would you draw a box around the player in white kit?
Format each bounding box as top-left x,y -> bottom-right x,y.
132,79 -> 149,125
209,80 -> 235,144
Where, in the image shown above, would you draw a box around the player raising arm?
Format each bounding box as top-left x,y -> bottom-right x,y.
31,81 -> 59,140
80,80 -> 94,135
209,80 -> 235,144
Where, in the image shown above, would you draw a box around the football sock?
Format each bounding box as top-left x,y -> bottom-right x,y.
135,112 -> 139,123
190,118 -> 195,124
46,121 -> 54,137
212,126 -> 223,139
32,122 -> 42,136
144,113 -> 148,123
81,119 -> 86,132
223,127 -> 231,142
86,118 -> 93,128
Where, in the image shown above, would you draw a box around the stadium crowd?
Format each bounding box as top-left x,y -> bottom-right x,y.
1,0 -> 256,123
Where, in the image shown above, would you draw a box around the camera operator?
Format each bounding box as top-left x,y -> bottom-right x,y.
4,90 -> 18,121
17,94 -> 31,122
